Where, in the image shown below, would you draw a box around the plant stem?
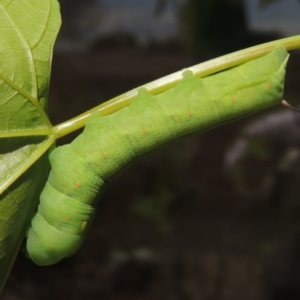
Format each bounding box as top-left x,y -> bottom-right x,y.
53,35 -> 300,139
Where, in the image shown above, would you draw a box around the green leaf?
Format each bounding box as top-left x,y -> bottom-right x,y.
0,0 -> 61,293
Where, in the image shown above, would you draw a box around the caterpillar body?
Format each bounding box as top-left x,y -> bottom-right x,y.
26,47 -> 288,266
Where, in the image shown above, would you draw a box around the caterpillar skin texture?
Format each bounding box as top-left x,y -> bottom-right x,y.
26,47 -> 288,266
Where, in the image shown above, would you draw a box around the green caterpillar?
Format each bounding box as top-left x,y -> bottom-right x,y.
26,46 -> 288,266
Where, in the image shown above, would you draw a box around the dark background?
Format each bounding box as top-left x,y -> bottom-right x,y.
4,0 -> 300,299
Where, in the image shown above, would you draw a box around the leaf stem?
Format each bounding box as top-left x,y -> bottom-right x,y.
0,128 -> 55,138
53,35 -> 300,139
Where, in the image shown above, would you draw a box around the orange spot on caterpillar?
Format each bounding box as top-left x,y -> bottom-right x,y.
49,246 -> 54,251
230,96 -> 236,103
142,128 -> 147,134
101,152 -> 107,159
187,110 -> 192,116
265,83 -> 271,89
75,182 -> 80,188
64,216 -> 70,221
81,221 -> 88,232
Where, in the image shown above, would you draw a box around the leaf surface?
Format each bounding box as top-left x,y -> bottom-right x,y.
0,0 -> 61,293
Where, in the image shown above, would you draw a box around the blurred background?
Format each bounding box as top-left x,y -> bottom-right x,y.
4,0 -> 300,299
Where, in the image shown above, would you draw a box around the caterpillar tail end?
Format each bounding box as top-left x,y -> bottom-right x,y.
281,100 -> 300,113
